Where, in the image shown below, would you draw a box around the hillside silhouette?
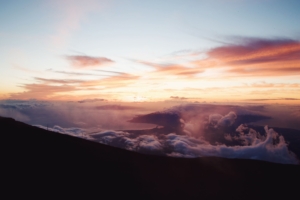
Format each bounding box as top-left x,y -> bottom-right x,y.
1,116 -> 300,199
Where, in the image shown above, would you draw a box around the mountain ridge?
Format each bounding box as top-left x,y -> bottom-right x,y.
1,116 -> 300,199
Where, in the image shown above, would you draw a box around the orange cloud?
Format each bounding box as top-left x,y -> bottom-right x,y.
206,38 -> 300,77
243,83 -> 300,88
80,74 -> 139,89
53,70 -> 109,77
208,38 -> 300,64
137,38 -> 300,79
10,84 -> 77,100
139,61 -> 204,77
10,72 -> 139,100
66,55 -> 114,68
8,37 -> 300,102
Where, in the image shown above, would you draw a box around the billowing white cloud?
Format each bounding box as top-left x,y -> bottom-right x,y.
34,124 -> 88,138
234,124 -> 266,145
208,114 -> 223,127
89,131 -> 163,154
216,111 -> 237,127
35,123 -> 298,164
166,126 -> 297,164
136,135 -> 163,153
196,111 -> 237,129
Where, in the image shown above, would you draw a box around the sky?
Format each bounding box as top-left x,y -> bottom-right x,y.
1,0 -> 300,103
1,0 -> 300,164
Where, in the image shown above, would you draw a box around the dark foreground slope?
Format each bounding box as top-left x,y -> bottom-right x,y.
1,116 -> 300,200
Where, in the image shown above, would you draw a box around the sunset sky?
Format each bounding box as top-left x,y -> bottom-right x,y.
1,0 -> 300,103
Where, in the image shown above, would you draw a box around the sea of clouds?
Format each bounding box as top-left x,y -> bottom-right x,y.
36,111 -> 298,165
1,100 -> 299,164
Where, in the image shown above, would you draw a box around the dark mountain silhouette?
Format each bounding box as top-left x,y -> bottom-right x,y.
233,114 -> 272,126
1,116 -> 300,199
128,112 -> 184,132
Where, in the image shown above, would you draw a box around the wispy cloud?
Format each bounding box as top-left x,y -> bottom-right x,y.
139,37 -> 300,78
13,65 -> 42,74
94,69 -> 129,76
208,38 -> 300,65
138,61 -> 204,77
53,70 -> 109,77
10,72 -> 139,100
170,96 -> 189,100
80,74 -> 139,89
50,0 -> 105,48
206,38 -> 300,76
66,55 -> 114,68
244,98 -> 300,101
35,77 -> 85,84
10,83 -> 77,99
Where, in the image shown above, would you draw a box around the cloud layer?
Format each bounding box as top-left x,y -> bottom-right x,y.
39,123 -> 298,164
1,100 -> 299,164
